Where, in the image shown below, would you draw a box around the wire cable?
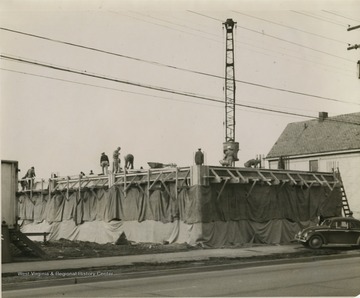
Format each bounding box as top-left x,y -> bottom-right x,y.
1,26 -> 357,104
232,10 -> 348,45
188,10 -> 353,63
0,67 -> 221,108
322,10 -> 360,23
2,54 -> 360,125
291,11 -> 348,27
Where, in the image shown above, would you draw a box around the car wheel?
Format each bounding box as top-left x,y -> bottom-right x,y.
308,235 -> 323,249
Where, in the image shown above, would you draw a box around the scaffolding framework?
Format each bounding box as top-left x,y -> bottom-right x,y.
19,166 -> 342,199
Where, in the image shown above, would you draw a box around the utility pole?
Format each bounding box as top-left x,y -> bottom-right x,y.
347,24 -> 360,79
222,18 -> 239,166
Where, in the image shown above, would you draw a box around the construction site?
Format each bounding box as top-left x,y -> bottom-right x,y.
2,18 -> 354,263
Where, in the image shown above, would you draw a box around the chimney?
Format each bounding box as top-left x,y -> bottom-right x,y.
319,112 -> 328,122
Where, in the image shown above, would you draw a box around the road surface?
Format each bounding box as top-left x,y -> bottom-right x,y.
3,256 -> 360,297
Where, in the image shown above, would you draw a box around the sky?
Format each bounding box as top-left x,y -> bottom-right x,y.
1,0 -> 360,179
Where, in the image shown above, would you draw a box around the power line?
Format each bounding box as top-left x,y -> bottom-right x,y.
291,11 -> 348,27
322,10 -> 360,23
188,11 -> 354,63
1,27 -> 356,104
131,12 -> 354,75
128,12 -> 354,74
1,67 -> 348,115
232,10 -> 348,45
2,54 -> 360,125
130,11 -> 220,40
0,67 -> 220,108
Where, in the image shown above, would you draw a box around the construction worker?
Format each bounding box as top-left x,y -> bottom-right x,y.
22,166 -> 36,190
220,146 -> 234,167
195,148 -> 204,165
113,147 -> 121,173
100,152 -> 110,175
124,154 -> 134,169
244,158 -> 261,168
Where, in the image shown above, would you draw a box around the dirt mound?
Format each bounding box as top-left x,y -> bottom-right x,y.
30,239 -> 198,260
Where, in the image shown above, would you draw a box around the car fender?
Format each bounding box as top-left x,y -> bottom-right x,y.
356,236 -> 360,246
308,232 -> 327,245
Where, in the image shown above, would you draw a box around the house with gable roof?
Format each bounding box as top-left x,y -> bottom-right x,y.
266,112 -> 360,218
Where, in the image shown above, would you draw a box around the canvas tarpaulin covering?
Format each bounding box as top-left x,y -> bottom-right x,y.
17,183 -> 342,247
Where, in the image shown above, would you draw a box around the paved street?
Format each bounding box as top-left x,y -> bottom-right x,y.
3,256 -> 360,297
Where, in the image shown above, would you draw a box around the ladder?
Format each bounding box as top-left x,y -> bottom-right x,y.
336,169 -> 352,217
340,185 -> 352,217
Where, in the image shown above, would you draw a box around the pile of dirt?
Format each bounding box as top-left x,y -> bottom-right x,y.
16,238 -> 199,260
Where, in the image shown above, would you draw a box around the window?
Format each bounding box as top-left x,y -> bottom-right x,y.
335,221 -> 348,229
309,160 -> 318,172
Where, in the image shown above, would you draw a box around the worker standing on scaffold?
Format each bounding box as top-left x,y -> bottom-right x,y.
113,147 -> 121,173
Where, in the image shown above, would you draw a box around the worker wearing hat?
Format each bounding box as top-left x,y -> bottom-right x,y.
113,147 -> 121,173
100,152 -> 110,175
195,148 -> 204,165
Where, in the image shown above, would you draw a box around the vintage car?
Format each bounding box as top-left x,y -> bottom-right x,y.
295,217 -> 360,249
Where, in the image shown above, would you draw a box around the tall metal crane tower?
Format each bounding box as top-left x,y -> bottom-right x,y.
222,18 -> 239,166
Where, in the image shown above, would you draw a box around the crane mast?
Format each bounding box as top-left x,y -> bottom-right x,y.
222,18 -> 239,166
224,18 -> 236,142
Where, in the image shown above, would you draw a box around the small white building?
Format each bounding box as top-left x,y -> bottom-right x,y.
266,112 -> 360,218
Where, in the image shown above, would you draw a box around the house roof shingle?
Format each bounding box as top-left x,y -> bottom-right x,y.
266,112 -> 360,158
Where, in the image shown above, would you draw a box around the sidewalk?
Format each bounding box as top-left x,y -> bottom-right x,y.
2,244 -> 360,275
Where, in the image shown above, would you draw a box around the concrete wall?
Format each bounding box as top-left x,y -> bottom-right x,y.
268,153 -> 360,219
1,160 -> 19,227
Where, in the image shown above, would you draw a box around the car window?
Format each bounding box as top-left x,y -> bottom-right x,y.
336,221 -> 348,229
322,219 -> 332,226
349,221 -> 360,229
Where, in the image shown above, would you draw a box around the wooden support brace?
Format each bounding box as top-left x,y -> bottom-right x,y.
235,170 -> 248,183
216,178 -> 229,201
269,172 -> 280,185
286,173 -> 297,185
136,183 -> 145,195
160,180 -> 171,197
124,175 -> 138,193
66,176 -> 70,200
246,180 -> 258,197
312,174 -> 324,186
296,174 -> 309,188
149,173 -> 162,191
320,175 -> 333,191
175,168 -> 178,199
210,169 -> 222,183
178,170 -> 190,191
82,179 -> 91,188
226,169 -> 240,183
256,170 -> 271,185
147,169 -> 151,199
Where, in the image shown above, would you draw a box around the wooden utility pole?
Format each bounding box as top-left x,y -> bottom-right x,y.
347,24 -> 360,79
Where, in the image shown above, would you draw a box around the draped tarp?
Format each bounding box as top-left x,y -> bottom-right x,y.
19,218 -> 317,247
17,182 -> 342,247
190,219 -> 318,247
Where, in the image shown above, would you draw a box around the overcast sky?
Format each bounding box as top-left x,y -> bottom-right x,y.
1,0 -> 359,179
